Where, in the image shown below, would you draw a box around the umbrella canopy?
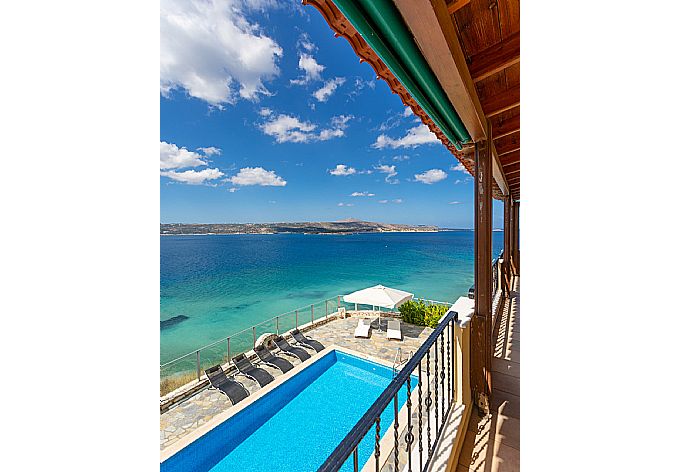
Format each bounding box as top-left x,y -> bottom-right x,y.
343,285 -> 414,309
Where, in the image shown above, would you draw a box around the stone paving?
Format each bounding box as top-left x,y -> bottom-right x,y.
160,313 -> 433,451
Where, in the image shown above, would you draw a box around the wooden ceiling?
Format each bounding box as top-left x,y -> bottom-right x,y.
448,0 -> 520,200
303,0 -> 519,201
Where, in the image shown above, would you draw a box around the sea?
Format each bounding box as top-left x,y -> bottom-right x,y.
160,231 -> 503,367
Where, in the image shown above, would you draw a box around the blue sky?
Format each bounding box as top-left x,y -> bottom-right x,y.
160,0 -> 503,229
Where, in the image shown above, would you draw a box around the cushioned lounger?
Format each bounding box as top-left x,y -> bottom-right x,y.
254,345 -> 294,373
387,319 -> 402,340
354,319 -> 371,338
274,335 -> 311,362
204,364 -> 250,405
290,328 -> 325,352
232,354 -> 274,387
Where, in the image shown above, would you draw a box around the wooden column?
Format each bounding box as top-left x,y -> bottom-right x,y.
503,196 -> 512,293
514,201 -> 520,274
471,127 -> 493,407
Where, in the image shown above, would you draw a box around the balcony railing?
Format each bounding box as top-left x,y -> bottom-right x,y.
317,307 -> 459,472
160,295 -> 451,397
467,250 -> 504,299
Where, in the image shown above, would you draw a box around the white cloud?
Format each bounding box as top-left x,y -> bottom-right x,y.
403,107 -> 413,117
260,113 -> 352,143
449,201 -> 462,205
351,191 -> 375,197
297,32 -> 315,52
379,199 -> 403,204
373,124 -> 440,149
348,77 -> 376,100
160,141 -> 208,170
290,53 -> 325,85
160,0 -> 283,107
228,187 -> 239,193
197,146 -> 222,156
229,167 -> 286,186
374,164 -> 398,184
258,107 -> 273,117
451,162 -> 470,174
329,164 -> 357,176
337,202 -> 354,207
313,77 -> 346,102
392,155 -> 410,161
415,169 -> 448,184
161,168 -> 225,185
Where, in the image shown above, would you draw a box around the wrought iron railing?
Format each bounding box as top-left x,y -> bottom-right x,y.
317,307 -> 457,472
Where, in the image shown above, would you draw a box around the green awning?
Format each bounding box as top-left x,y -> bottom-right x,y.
331,0 -> 472,146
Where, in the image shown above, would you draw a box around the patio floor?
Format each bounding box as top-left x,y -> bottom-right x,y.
457,276 -> 520,472
160,314 -> 433,451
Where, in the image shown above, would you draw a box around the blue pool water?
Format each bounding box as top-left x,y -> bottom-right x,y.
161,351 -> 418,472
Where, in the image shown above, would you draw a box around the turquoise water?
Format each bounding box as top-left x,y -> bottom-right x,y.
161,231 -> 503,365
160,351 -> 418,472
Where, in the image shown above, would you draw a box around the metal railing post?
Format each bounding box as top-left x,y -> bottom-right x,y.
311,304 -> 314,324
196,350 -> 201,381
325,300 -> 328,318
252,326 -> 256,347
226,337 -> 231,363
337,295 -> 341,308
276,316 -> 279,334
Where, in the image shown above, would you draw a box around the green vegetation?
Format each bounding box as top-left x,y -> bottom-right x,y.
160,371 -> 199,397
160,220 -> 439,235
398,300 -> 448,328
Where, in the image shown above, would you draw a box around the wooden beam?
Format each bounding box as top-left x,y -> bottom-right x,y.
491,114 -> 520,140
482,85 -> 520,118
395,0 -> 509,196
499,149 -> 519,166
504,196 -> 512,287
507,173 -> 520,182
495,134 -> 519,156
499,146 -> 520,157
447,0 -> 471,15
504,165 -> 519,176
469,32 -> 520,82
512,202 -> 520,275
472,130 -> 493,407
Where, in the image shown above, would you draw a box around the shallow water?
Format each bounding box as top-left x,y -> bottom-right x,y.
161,231 -> 503,363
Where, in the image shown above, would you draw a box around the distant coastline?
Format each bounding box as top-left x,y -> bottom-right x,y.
161,220 -> 442,236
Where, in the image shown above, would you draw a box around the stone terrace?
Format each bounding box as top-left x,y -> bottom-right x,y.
160,314 -> 433,451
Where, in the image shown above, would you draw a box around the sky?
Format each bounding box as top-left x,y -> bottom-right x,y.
160,0 -> 504,229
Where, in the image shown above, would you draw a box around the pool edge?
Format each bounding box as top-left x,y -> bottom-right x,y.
160,344 -> 400,463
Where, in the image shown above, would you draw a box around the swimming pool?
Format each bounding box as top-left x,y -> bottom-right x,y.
161,349 -> 418,472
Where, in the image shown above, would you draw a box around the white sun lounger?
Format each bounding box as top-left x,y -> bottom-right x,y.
354,318 -> 371,338
387,319 -> 402,340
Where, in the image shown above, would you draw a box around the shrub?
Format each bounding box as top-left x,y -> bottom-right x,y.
399,300 -> 447,328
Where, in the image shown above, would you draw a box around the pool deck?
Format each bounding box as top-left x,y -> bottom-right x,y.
160,314 -> 434,451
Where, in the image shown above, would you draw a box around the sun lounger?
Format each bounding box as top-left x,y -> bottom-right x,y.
387,319 -> 402,340
231,353 -> 274,387
354,318 -> 371,338
254,345 -> 294,373
290,328 -> 325,352
204,365 -> 250,405
274,335 -> 311,362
